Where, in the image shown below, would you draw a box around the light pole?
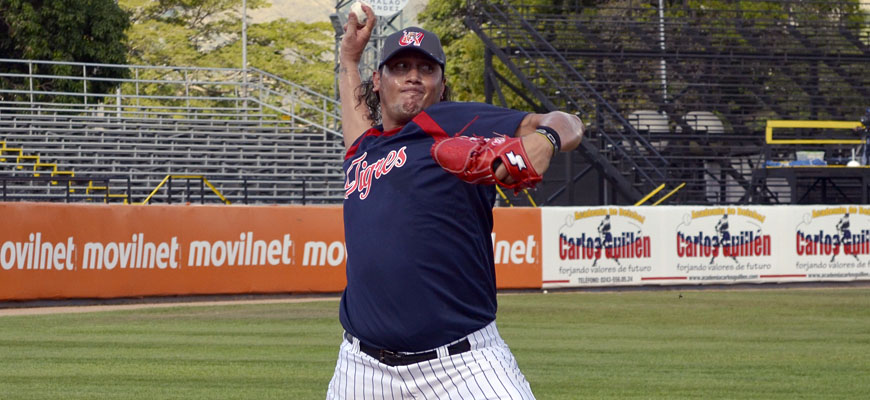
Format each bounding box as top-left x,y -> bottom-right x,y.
242,0 -> 248,108
242,0 -> 248,109
658,0 -> 668,104
242,0 -> 247,72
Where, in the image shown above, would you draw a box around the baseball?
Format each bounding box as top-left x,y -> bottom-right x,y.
350,1 -> 370,25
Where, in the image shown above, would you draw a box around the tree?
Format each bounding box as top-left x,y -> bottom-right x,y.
418,0 -> 558,110
422,0 -> 869,123
418,0 -> 501,105
121,0 -> 334,95
0,0 -> 130,101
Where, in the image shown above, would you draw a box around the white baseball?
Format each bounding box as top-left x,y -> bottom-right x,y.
350,1 -> 370,25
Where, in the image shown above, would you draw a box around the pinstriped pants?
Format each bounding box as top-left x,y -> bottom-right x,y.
326,322 -> 535,400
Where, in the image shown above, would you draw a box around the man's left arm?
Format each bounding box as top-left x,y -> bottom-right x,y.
431,109 -> 583,190
489,111 -> 584,183
513,111 -> 584,176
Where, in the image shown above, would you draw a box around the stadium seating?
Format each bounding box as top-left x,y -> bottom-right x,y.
0,63 -> 345,204
467,0 -> 869,205
626,110 -> 670,151
683,112 -> 725,136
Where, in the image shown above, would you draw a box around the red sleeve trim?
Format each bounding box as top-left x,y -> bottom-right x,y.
345,127 -> 382,160
411,111 -> 448,139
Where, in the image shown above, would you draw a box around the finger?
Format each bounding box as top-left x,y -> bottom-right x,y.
346,12 -> 359,31
362,4 -> 377,30
494,162 -> 514,184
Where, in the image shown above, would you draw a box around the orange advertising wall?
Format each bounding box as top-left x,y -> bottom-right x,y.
0,203 -> 542,301
493,208 -> 542,289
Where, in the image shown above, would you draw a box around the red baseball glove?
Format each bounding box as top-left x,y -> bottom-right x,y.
430,134 -> 542,192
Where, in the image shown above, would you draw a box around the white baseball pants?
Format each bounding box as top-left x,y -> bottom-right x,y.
326,321 -> 535,399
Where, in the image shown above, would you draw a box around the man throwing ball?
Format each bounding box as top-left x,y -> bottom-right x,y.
326,4 -> 584,399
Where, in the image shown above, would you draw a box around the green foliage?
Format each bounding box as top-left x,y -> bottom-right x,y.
0,0 -> 130,102
124,0 -> 261,64
421,0 -> 868,123
418,0 -> 606,110
419,0 -> 536,110
120,0 -> 334,96
208,19 -> 335,92
0,0 -> 129,63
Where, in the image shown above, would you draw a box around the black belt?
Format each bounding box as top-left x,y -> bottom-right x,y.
344,332 -> 471,367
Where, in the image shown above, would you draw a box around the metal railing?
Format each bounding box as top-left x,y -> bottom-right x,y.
247,68 -> 341,139
0,175 -> 126,203
0,58 -> 346,205
468,0 -> 870,206
469,1 -> 668,203
0,173 -> 324,205
0,59 -> 341,134
141,175 -> 230,205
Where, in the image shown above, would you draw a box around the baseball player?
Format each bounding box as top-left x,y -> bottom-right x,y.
593,215 -> 621,267
833,213 -> 859,262
327,5 -> 584,399
711,213 -> 738,264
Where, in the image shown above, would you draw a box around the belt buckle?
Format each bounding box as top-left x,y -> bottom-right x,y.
379,349 -> 400,364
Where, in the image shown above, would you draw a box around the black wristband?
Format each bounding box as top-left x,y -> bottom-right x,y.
535,126 -> 561,155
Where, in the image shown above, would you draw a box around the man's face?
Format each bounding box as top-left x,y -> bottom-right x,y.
373,51 -> 445,128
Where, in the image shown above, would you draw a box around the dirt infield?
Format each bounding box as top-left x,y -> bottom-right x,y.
0,295 -> 341,317
4,281 -> 869,317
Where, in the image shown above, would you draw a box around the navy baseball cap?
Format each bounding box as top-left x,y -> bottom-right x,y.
378,27 -> 446,69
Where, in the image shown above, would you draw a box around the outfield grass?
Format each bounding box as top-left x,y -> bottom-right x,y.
1,288 -> 869,399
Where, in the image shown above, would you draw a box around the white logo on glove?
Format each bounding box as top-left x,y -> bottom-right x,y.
505,151 -> 527,171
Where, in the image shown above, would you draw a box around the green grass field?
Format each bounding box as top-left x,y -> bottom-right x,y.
1,288 -> 869,399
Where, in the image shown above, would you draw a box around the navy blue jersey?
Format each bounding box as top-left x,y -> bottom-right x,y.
340,101 -> 528,352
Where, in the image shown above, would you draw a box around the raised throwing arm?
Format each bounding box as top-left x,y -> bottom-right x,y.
337,4 -> 377,148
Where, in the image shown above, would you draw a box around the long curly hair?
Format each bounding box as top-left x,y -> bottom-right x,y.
355,70 -> 452,126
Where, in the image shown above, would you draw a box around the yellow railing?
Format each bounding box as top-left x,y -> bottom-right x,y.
635,182 -> 685,206
1,141 -> 125,201
495,186 -> 538,207
494,181 -> 685,207
141,175 -> 231,205
634,184 -> 665,206
651,183 -> 686,206
765,120 -> 864,145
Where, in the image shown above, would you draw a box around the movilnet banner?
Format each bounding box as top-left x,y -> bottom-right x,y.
493,208 -> 542,289
6,203 -> 869,300
0,203 -> 543,301
0,203 -> 347,301
542,206 -> 870,289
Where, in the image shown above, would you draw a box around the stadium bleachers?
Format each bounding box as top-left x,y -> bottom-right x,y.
0,61 -> 345,204
3,1 -> 868,206
468,0 -> 870,205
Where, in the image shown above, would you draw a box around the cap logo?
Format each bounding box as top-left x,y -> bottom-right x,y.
398,31 -> 424,47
